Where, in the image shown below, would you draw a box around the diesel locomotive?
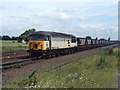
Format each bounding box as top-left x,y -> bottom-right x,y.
27,31 -> 113,59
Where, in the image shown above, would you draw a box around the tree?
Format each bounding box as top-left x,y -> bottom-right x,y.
19,28 -> 36,42
2,35 -> 11,40
0,36 -> 2,40
11,36 -> 17,40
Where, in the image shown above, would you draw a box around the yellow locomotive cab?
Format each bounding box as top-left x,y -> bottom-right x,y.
29,40 -> 45,50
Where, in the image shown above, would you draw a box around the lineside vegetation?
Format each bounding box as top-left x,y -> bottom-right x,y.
0,40 -> 28,52
3,48 -> 119,88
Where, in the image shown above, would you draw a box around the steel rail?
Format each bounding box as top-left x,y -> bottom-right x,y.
1,44 -> 119,70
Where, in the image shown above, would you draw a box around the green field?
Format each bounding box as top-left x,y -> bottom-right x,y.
0,40 -> 28,52
3,48 -> 119,88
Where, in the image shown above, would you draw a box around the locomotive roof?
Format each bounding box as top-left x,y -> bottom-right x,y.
30,31 -> 76,38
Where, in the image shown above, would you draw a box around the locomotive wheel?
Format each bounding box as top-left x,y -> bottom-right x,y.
41,55 -> 44,59
58,52 -> 60,57
51,54 -> 54,58
35,56 -> 39,59
55,52 -> 59,57
55,53 -> 57,57
45,55 -> 49,59
62,51 -> 65,55
68,51 -> 71,55
72,50 -> 74,54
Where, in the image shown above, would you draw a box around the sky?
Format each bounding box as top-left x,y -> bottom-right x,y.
0,0 -> 119,40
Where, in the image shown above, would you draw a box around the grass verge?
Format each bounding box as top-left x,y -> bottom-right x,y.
0,40 -> 28,52
3,47 -> 119,88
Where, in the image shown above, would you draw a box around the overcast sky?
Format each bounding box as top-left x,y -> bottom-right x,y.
0,0 -> 118,40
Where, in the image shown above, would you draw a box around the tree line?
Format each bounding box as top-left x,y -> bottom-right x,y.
1,28 -> 36,43
0,35 -> 19,40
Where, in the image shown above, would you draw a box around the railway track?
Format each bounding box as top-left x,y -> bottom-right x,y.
2,54 -> 29,60
44,44 -> 120,72
2,50 -> 27,57
1,44 -> 119,70
2,55 -> 30,64
1,58 -> 33,69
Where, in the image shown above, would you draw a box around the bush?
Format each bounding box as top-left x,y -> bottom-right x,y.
107,49 -> 113,55
17,70 -> 38,88
95,57 -> 110,70
118,49 -> 120,57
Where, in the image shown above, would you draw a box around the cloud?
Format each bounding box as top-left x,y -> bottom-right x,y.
2,25 -> 26,36
111,26 -> 118,32
63,8 -> 80,12
106,12 -> 118,16
17,6 -> 26,10
0,6 -> 5,10
78,25 -> 88,29
79,16 -> 89,21
72,8 -> 80,11
9,16 -> 28,19
47,12 -> 70,21
88,12 -> 118,17
1,1 -> 118,40
57,12 -> 70,20
74,23 -> 105,30
34,12 -> 70,22
8,16 -> 30,22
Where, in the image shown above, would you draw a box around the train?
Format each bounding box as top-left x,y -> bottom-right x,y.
27,31 -> 116,59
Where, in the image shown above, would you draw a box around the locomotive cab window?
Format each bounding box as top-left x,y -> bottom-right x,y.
71,37 -> 76,43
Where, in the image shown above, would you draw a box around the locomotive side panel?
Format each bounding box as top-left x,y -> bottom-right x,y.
71,37 -> 77,47
71,42 -> 77,47
51,37 -> 71,49
51,37 -> 77,49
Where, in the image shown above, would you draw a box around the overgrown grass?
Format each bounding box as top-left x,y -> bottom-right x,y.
0,40 -> 28,52
3,48 -> 119,88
